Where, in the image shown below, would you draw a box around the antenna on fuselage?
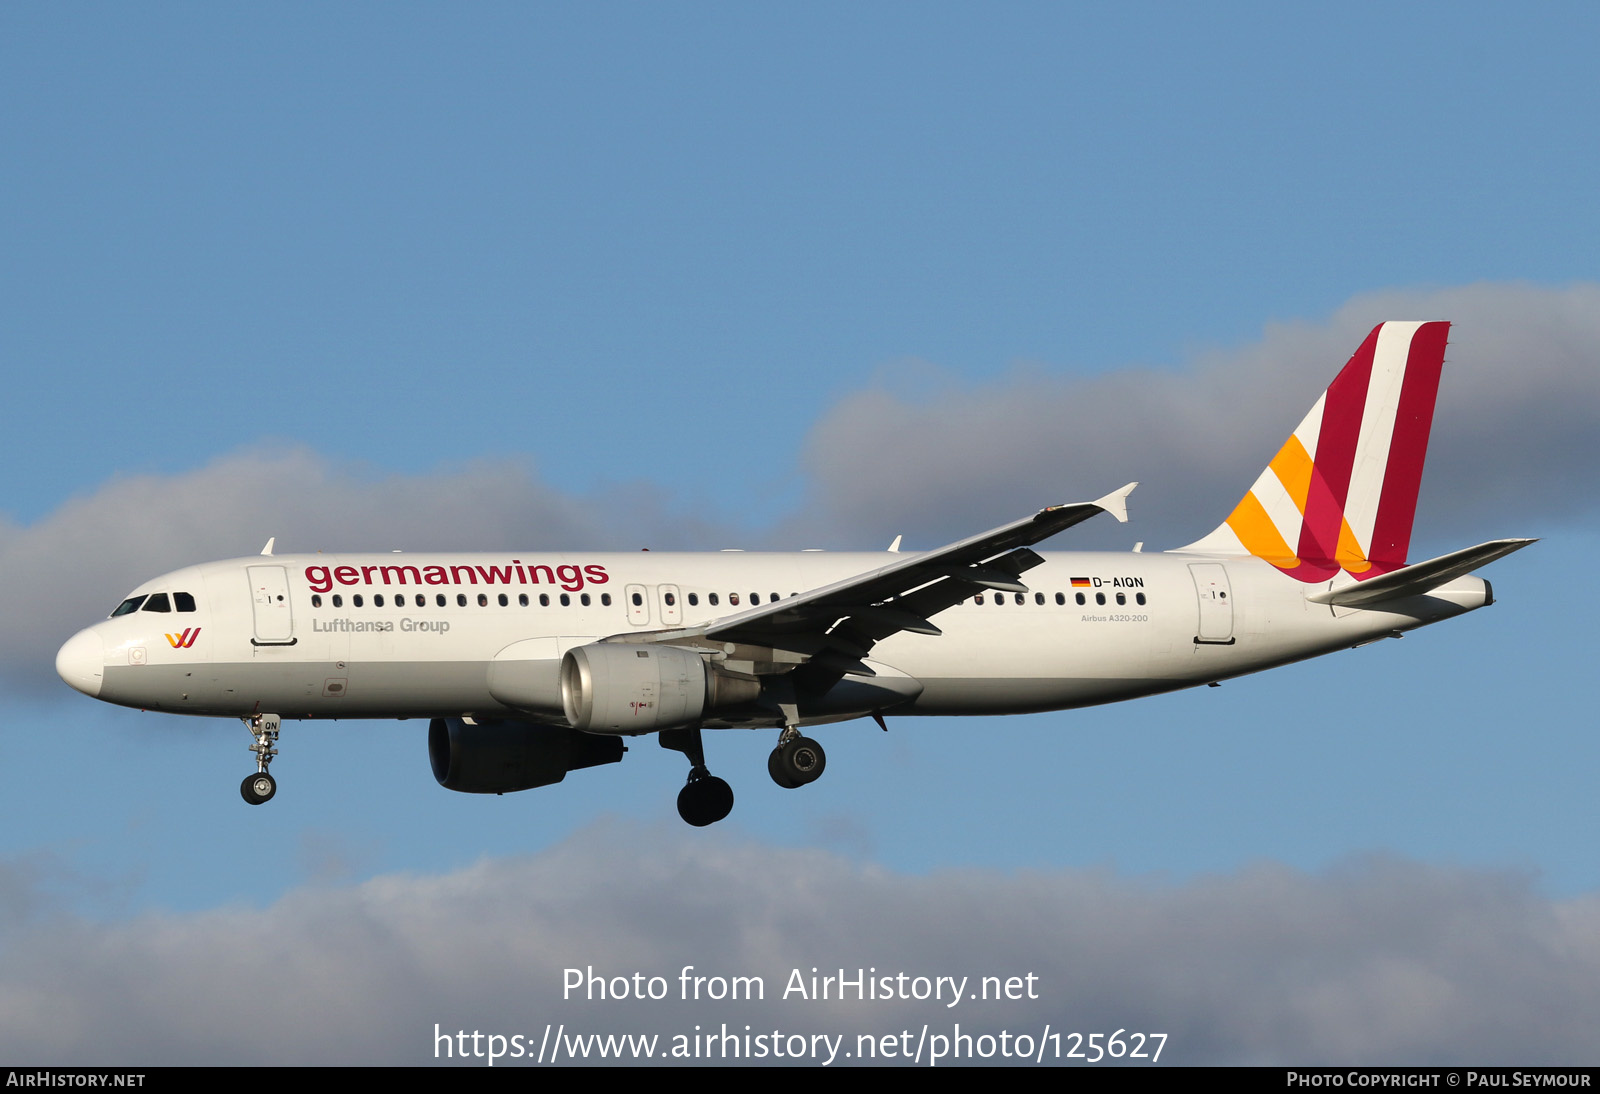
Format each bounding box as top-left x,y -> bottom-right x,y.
260,537 -> 275,556
886,535 -> 902,553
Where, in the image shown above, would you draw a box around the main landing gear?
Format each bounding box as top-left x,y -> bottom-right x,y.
678,769 -> 734,828
660,727 -> 734,827
659,724 -> 830,827
240,713 -> 281,805
768,728 -> 826,789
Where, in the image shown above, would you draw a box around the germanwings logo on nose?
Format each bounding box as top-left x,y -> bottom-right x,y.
165,628 -> 201,649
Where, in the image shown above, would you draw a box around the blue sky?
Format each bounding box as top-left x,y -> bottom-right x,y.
3,3 -> 1598,1065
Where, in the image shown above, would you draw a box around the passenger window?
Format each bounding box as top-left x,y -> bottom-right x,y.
498,593 -> 508,607
1136,592 -> 1146,606
664,591 -> 676,606
478,594 -> 488,607
688,593 -> 699,606
175,592 -> 197,612
1035,592 -> 1045,605
457,594 -> 467,607
539,594 -> 550,607
519,593 -> 529,606
1055,592 -> 1065,605
709,593 -> 719,606
1075,593 -> 1086,605
374,594 -> 385,607
312,595 -> 323,608
1014,593 -> 1024,605
750,593 -> 760,604
353,594 -> 364,607
975,594 -> 985,605
581,593 -> 591,606
1116,593 -> 1126,605
730,593 -> 740,606
1095,592 -> 1105,605
631,592 -> 643,607
601,593 -> 611,606
142,593 -> 171,613
437,594 -> 447,607
560,593 -> 571,606
332,594 -> 343,608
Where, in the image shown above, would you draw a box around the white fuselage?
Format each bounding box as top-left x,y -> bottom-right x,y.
56,548 -> 1490,729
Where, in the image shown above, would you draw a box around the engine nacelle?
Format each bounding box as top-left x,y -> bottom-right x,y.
561,643 -> 709,732
560,643 -> 761,733
428,717 -> 624,794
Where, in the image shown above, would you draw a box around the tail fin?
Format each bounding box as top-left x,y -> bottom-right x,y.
1176,321 -> 1449,583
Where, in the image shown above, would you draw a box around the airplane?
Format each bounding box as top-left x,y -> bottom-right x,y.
55,321 -> 1533,826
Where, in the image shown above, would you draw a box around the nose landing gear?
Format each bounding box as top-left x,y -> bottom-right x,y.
239,713 -> 281,805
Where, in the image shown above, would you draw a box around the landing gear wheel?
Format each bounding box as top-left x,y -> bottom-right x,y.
240,713 -> 281,805
241,771 -> 277,805
677,774 -> 734,827
778,736 -> 826,786
768,748 -> 800,789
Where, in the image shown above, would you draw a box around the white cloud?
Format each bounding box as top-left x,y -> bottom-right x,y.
1,822 -> 1596,1065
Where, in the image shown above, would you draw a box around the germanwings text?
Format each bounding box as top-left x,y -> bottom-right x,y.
305,561 -> 609,595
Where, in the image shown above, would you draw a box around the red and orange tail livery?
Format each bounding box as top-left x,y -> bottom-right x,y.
1180,321 -> 1449,583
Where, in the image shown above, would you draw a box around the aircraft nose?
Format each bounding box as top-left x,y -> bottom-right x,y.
56,628 -> 104,698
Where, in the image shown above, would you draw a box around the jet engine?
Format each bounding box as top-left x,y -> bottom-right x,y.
428,717 -> 624,794
560,643 -> 759,733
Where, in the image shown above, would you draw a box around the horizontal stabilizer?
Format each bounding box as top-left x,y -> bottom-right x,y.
1306,538 -> 1536,608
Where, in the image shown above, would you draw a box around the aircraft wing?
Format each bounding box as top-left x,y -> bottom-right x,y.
690,483 -> 1136,670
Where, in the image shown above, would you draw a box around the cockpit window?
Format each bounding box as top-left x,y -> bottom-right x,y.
111,595 -> 146,617
141,593 -> 172,613
174,592 -> 197,612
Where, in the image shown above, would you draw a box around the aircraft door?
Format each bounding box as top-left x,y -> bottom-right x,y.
657,584 -> 683,626
1189,563 -> 1234,645
247,565 -> 296,645
625,584 -> 650,626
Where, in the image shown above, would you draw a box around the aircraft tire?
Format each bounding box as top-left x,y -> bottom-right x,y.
678,776 -> 733,826
779,737 -> 826,786
240,772 -> 276,805
768,749 -> 801,789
